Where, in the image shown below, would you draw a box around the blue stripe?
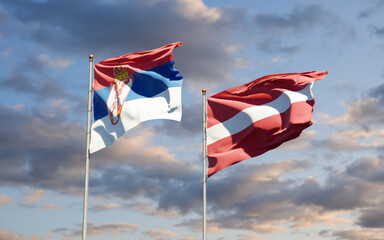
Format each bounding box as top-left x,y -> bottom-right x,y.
93,90 -> 109,121
93,61 -> 183,122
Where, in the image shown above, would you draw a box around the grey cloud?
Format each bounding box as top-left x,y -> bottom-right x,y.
322,99 -> 384,127
358,0 -> 384,19
89,166 -> 194,201
198,157 -> 384,233
251,4 -> 354,54
1,0 -> 246,85
0,69 -> 68,101
331,229 -> 384,240
208,159 -> 309,209
358,208 -> 384,228
279,44 -> 302,54
58,222 -> 139,238
253,4 -> 329,34
157,177 -> 201,215
0,103 -> 202,212
0,105 -> 85,193
372,26 -> 384,38
1,99 -> 383,232
346,156 -> 384,182
294,174 -> 370,210
293,157 -> 384,211
150,160 -> 308,216
370,83 -> 384,104
155,102 -> 202,137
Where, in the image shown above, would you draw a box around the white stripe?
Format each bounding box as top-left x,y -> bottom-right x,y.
90,87 -> 182,153
207,83 -> 314,145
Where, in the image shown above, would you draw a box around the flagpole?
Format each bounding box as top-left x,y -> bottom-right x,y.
202,89 -> 207,240
82,54 -> 94,240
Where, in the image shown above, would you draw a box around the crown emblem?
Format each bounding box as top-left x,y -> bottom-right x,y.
113,66 -> 130,82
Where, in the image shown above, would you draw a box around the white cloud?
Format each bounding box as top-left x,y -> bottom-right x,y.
0,195 -> 13,206
41,204 -> 62,210
0,231 -> 25,240
175,0 -> 221,22
223,43 -> 244,53
319,97 -> 384,125
127,202 -> 179,218
86,223 -> 139,237
20,189 -> 45,205
146,229 -> 178,238
37,54 -> 72,70
279,130 -> 316,150
271,56 -> 287,63
332,228 -> 384,240
317,127 -> 384,151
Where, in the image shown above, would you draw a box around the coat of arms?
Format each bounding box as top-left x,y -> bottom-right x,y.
106,65 -> 133,125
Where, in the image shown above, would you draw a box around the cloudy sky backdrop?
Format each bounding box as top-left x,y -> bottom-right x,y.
1,0 -> 384,239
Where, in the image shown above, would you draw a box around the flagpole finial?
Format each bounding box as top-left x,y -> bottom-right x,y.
202,89 -> 206,95
89,54 -> 94,62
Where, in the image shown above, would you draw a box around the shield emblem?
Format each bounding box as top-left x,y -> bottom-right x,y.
107,65 -> 133,125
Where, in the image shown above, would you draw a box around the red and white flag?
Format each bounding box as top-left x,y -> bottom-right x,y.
206,71 -> 328,177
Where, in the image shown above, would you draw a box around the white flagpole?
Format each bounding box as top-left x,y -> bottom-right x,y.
82,54 -> 94,240
202,89 -> 207,240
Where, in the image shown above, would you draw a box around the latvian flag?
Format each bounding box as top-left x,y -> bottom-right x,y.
206,71 -> 328,177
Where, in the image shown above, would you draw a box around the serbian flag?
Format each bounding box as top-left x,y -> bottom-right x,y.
90,42 -> 183,153
206,71 -> 327,177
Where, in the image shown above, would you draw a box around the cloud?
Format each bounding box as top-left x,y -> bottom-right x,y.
358,0 -> 384,19
20,189 -> 45,205
332,229 -> 384,240
315,127 -> 384,151
1,0 -> 246,86
0,195 -> 13,206
0,231 -> 26,240
154,103 -> 202,138
37,54 -> 72,70
293,175 -> 371,210
91,202 -> 120,212
279,130 -> 316,150
0,102 -> 203,216
0,69 -> 68,101
0,104 -> 87,194
370,82 -> 384,103
346,156 -> 384,182
237,234 -> 260,240
358,208 -> 384,228
145,229 -> 178,238
177,156 -> 384,235
253,4 -> 330,34
173,0 -> 220,22
124,202 -> 179,218
0,231 -> 47,240
251,4 -> 354,54
41,204 -> 62,210
64,223 -> 139,237
371,26 -> 384,38
176,217 -> 223,234
325,98 -> 384,125
318,82 -> 384,127
330,79 -> 357,95
91,128 -> 198,179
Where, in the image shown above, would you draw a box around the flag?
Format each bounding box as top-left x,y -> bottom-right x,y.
206,71 -> 327,177
90,42 -> 183,153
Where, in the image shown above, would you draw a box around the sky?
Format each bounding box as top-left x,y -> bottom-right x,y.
0,0 -> 384,240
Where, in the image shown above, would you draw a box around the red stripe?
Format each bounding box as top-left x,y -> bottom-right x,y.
207,71 -> 327,128
207,100 -> 314,177
93,42 -> 182,91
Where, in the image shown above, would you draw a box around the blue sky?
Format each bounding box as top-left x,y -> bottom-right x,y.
1,0 -> 384,239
